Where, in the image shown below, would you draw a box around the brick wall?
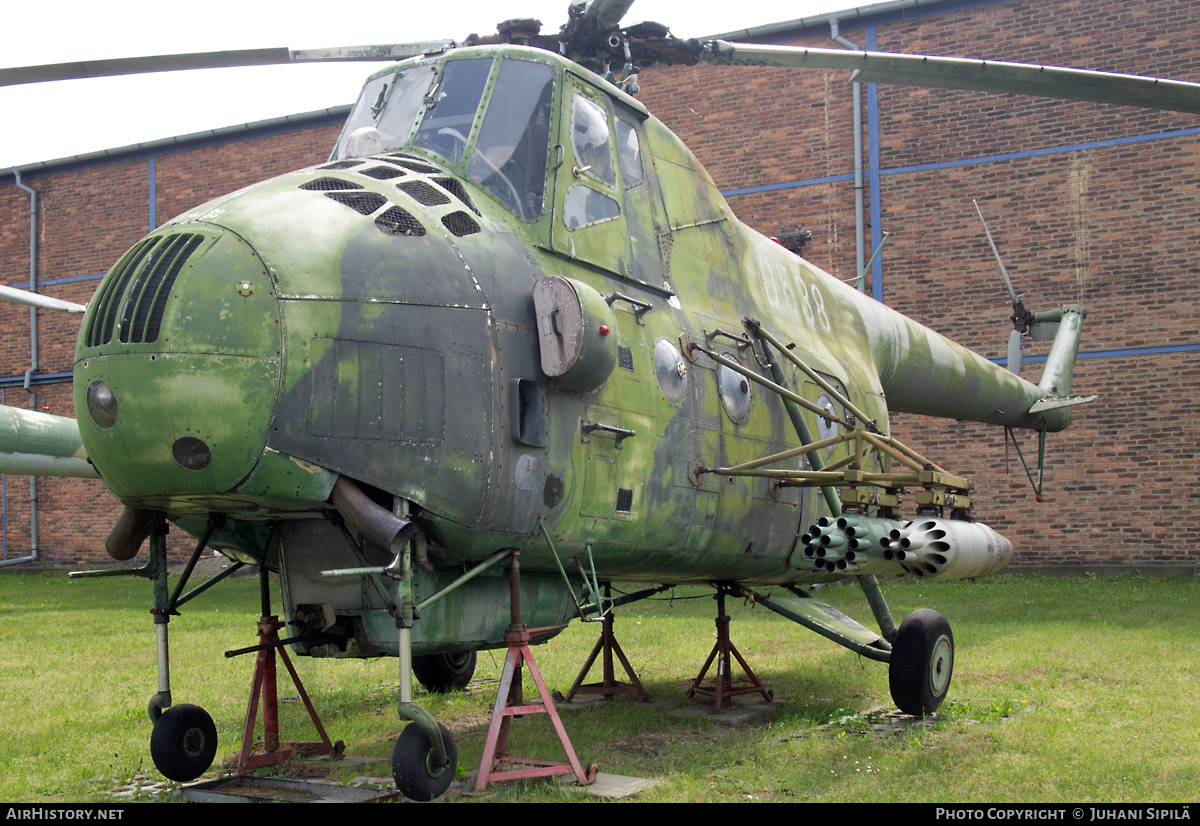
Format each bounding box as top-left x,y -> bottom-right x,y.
0,121 -> 341,566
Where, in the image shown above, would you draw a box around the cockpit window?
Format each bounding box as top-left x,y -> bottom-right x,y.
375,65 -> 438,148
336,74 -> 391,157
467,59 -> 554,221
572,95 -> 615,186
335,64 -> 437,158
414,58 -> 494,163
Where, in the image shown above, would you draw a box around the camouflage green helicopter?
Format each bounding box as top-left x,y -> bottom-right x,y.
3,0 -> 1199,800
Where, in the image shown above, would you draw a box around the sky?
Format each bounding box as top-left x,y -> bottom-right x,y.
1,0 -> 854,170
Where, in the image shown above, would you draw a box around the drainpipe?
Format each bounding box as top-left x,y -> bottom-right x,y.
829,18 -> 866,291
3,170 -> 40,568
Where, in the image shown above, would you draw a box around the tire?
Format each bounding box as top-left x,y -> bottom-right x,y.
889,608 -> 954,716
392,722 -> 457,801
150,703 -> 218,781
412,651 -> 477,692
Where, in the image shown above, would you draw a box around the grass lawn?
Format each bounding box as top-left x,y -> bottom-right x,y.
0,570 -> 1196,802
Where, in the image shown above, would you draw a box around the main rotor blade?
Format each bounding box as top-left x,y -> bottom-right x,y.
0,284 -> 85,315
0,42 -> 455,88
586,0 -> 637,30
702,41 -> 1200,115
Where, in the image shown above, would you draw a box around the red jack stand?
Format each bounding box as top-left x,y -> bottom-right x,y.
233,569 -> 342,774
686,589 -> 773,713
475,551 -> 598,793
564,599 -> 649,702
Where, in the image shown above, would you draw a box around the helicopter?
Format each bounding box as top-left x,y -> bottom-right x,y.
2,0 -> 1197,801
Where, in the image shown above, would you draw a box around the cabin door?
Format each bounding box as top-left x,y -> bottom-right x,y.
550,77 -> 633,277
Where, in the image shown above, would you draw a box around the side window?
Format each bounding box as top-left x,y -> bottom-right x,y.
572,96 -> 616,186
468,59 -> 555,221
563,185 -> 621,228
563,92 -> 621,229
615,115 -> 643,188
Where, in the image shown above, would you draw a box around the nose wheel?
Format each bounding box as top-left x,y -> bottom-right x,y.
888,608 -> 954,716
392,722 -> 458,801
150,703 -> 218,781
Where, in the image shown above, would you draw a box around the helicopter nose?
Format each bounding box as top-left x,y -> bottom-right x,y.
75,227 -> 281,507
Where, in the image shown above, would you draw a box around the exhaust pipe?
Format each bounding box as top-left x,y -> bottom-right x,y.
331,476 -> 418,563
105,506 -> 157,561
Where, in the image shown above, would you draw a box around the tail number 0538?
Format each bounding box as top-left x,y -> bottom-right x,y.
759,256 -> 832,334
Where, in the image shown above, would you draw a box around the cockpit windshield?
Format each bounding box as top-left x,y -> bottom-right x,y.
336,55 -> 555,222
466,59 -> 554,221
335,63 -> 437,156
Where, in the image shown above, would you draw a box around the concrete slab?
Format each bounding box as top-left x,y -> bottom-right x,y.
561,771 -> 657,799
557,695 -> 674,711
668,699 -> 774,723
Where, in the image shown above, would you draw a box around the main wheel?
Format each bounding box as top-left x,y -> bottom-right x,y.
392,722 -> 457,801
889,609 -> 954,716
412,651 -> 477,693
150,703 -> 218,781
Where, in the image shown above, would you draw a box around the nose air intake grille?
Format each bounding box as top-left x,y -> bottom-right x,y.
86,234 -> 204,347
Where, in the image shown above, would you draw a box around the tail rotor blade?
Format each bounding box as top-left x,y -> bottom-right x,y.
1007,329 -> 1025,377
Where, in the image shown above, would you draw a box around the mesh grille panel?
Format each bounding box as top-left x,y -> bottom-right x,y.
442,211 -> 480,237
359,166 -> 405,180
325,191 -> 387,215
301,178 -> 364,191
397,180 -> 451,206
376,207 -> 426,237
386,154 -> 439,174
433,177 -> 480,215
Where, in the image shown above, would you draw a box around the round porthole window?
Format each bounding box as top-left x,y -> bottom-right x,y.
654,339 -> 688,405
718,363 -> 753,424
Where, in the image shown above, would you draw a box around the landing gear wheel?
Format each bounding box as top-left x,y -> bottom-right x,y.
150,703 -> 218,781
412,651 -> 477,692
889,609 -> 954,716
392,722 -> 457,801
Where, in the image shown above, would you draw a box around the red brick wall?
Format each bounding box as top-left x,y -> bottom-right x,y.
0,121 -> 341,566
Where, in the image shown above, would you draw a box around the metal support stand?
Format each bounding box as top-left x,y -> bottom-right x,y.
234,567 -> 341,773
686,589 -> 773,712
475,551 -> 597,792
564,588 -> 649,702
